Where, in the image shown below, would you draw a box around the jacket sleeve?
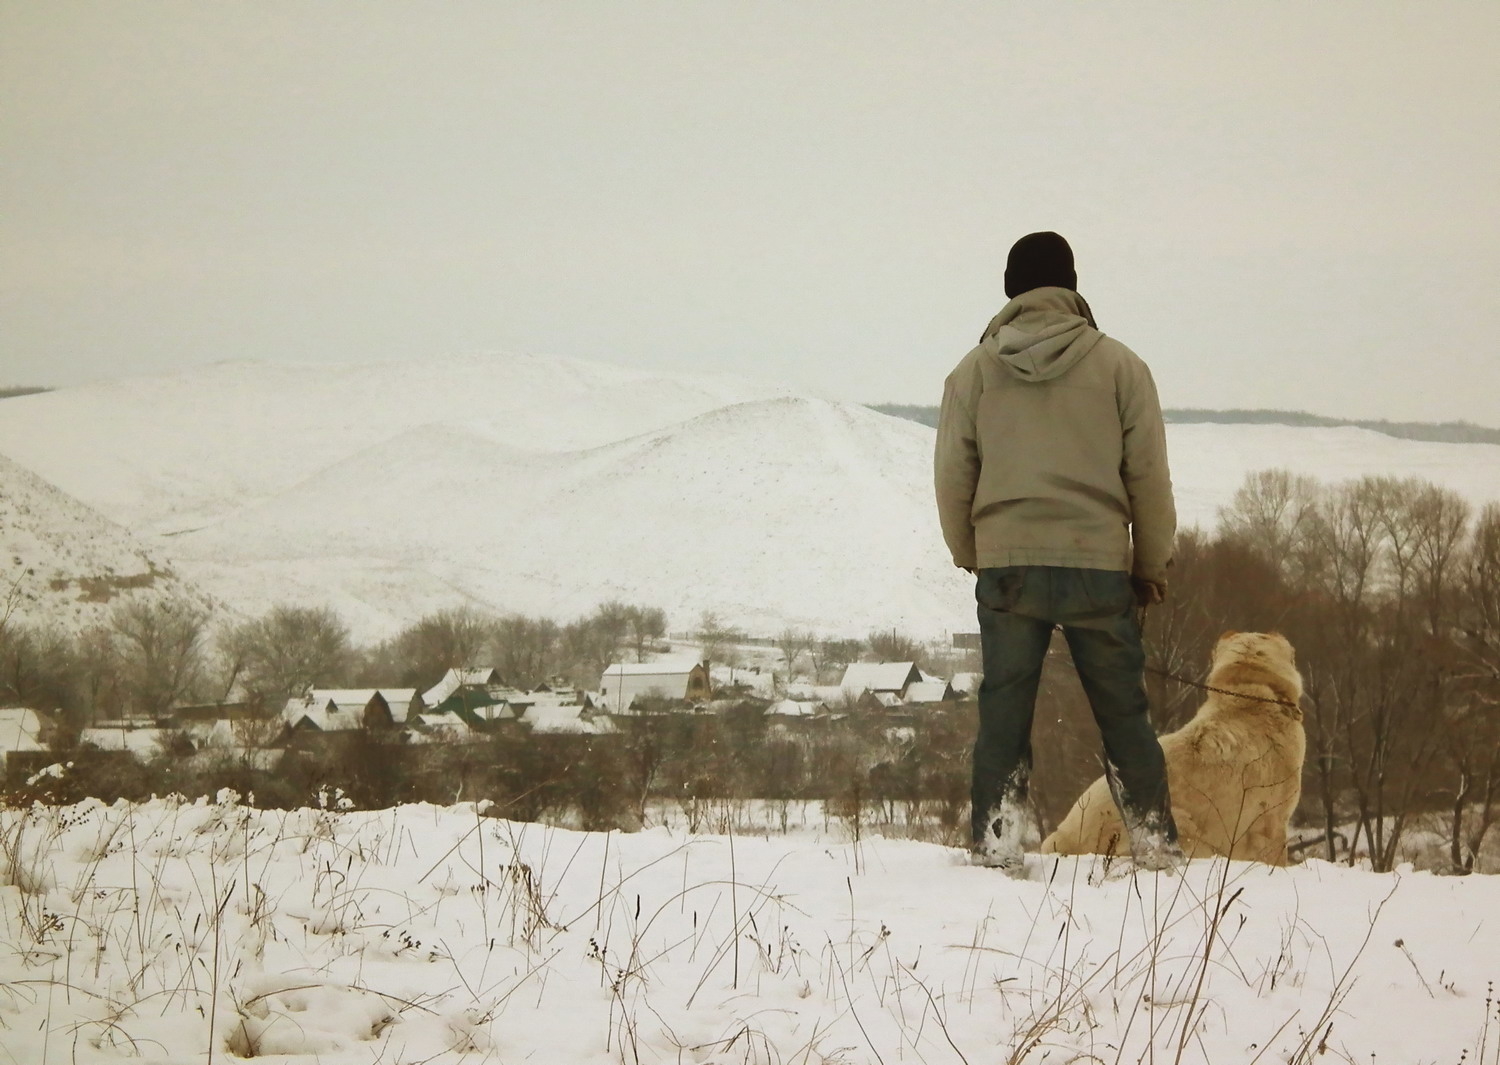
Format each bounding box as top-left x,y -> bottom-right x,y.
934,359 -> 981,569
1117,353 -> 1177,584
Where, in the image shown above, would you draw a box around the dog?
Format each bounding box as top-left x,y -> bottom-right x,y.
1041,631 -> 1305,866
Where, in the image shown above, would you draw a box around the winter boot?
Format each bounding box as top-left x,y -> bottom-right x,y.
971,802 -> 1028,877
1106,766 -> 1185,873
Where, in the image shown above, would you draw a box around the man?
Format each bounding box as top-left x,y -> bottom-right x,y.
934,231 -> 1181,873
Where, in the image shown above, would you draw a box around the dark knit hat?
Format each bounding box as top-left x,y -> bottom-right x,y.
1004,231 -> 1077,298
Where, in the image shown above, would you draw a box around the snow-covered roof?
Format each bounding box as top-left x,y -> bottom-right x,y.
413,714 -> 473,738
81,727 -> 170,755
322,690 -> 389,715
467,703 -> 514,722
282,688 -> 418,723
765,699 -> 823,718
839,662 -> 919,694
904,680 -> 954,704
290,707 -> 366,732
950,672 -> 981,694
421,668 -> 502,708
182,720 -> 239,748
601,659 -> 702,677
0,707 -> 47,762
523,705 -> 616,735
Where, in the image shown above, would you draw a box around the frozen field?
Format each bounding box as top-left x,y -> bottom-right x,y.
3,796 -> 1500,1064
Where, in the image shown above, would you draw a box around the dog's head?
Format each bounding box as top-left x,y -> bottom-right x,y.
1209,631 -> 1304,717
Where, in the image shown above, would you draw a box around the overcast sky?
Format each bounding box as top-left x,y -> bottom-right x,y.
4,3 -> 1499,422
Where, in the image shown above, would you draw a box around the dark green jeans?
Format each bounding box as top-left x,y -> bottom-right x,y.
971,565 -> 1175,847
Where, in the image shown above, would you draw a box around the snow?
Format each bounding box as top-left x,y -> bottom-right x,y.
3,795 -> 1499,1063
5,352 -> 1500,642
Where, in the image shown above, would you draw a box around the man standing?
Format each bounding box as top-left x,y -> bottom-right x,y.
934,231 -> 1181,873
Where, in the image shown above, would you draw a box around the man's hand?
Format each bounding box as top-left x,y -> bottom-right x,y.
1131,576 -> 1166,607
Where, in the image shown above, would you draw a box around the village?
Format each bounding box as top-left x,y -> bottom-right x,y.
0,649 -> 979,807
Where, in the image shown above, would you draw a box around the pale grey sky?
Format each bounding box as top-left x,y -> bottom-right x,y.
4,2 -> 1499,422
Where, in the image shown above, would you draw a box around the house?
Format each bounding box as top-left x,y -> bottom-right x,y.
950,672 -> 981,696
765,698 -> 823,718
182,719 -> 239,750
81,723 -> 174,757
520,703 -> 617,736
282,689 -> 416,731
904,679 -> 958,704
0,707 -> 48,772
421,668 -> 504,709
600,660 -> 711,711
172,699 -> 257,724
763,698 -> 826,735
838,662 -> 922,700
408,713 -> 475,742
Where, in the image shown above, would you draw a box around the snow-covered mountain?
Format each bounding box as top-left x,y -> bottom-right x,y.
0,354 -> 799,534
0,454 -> 214,634
4,352 -> 1500,642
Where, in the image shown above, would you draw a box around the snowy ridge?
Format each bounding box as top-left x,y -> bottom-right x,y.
0,453 -> 214,634
5,352 -> 1500,640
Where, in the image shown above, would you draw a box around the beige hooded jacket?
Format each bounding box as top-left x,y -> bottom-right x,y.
934,287 -> 1176,583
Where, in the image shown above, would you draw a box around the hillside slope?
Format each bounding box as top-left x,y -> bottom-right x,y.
0,454 -> 215,634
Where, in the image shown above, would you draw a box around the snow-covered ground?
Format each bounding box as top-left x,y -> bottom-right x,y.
5,352 -> 1500,640
3,795 -> 1498,1064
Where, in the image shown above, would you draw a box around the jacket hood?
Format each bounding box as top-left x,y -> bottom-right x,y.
979,287 -> 1103,382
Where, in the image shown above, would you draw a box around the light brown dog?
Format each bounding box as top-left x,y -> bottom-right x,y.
1041,631 -> 1305,865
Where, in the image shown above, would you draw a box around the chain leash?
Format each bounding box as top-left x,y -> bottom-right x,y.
1137,602 -> 1301,710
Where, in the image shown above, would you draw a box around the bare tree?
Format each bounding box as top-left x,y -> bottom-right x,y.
592,600 -> 634,661
694,611 -> 742,671
1218,468 -> 1322,584
109,598 -> 210,719
774,626 -> 812,681
867,628 -> 925,669
625,605 -> 668,663
219,604 -> 353,710
492,613 -> 561,688
389,605 -> 496,686
813,638 -> 864,684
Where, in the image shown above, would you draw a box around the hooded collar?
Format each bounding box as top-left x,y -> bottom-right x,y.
979,287 -> 1103,383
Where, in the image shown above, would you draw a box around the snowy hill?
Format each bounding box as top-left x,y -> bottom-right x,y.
171,395 -> 968,639
4,352 -> 1500,641
0,354 -> 799,534
0,454 -> 214,634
